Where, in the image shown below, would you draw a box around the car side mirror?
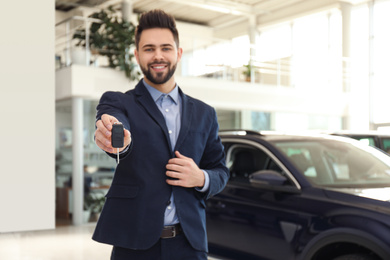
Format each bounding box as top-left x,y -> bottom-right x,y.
249,170 -> 287,186
249,170 -> 300,194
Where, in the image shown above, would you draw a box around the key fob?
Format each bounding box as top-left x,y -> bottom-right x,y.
111,123 -> 124,148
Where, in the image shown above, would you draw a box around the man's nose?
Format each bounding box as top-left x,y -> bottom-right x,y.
153,49 -> 164,60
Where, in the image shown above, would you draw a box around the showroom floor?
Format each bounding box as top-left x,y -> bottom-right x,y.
0,223 -> 112,260
0,221 -> 221,260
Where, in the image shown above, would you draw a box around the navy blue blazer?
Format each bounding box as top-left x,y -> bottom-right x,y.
92,80 -> 229,252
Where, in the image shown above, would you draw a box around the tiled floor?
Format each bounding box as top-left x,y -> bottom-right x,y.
0,223 -> 112,260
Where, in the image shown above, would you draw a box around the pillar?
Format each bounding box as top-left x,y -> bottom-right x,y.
72,97 -> 84,225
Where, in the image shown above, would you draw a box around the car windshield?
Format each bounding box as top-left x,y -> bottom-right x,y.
273,137 -> 390,188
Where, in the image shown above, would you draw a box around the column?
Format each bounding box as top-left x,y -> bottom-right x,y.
248,15 -> 257,84
121,0 -> 133,22
341,2 -> 352,92
368,1 -> 375,130
72,97 -> 84,225
340,2 -> 353,129
241,110 -> 253,129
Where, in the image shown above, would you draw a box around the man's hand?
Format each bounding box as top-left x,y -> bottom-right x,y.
166,151 -> 205,188
95,114 -> 131,154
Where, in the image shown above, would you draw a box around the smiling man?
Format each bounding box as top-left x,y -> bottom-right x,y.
136,28 -> 180,88
92,9 -> 229,260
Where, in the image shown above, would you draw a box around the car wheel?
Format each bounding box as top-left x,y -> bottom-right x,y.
333,254 -> 378,260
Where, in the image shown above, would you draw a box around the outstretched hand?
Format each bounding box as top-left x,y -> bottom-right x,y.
166,151 -> 205,188
95,114 -> 131,154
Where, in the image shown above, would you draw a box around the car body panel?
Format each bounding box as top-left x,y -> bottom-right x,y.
207,131 -> 390,260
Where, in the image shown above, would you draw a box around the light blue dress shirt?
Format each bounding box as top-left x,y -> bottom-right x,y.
143,80 -> 210,226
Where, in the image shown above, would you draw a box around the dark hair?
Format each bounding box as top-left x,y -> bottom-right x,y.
135,9 -> 179,49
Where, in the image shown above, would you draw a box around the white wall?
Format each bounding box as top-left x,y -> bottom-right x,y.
0,1 -> 55,232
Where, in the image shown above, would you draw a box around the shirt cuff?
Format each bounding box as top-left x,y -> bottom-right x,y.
119,143 -> 130,154
196,170 -> 210,193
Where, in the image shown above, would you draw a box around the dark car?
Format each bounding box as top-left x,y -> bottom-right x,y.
330,131 -> 390,153
206,130 -> 390,260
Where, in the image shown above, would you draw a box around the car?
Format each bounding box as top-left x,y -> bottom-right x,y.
329,131 -> 390,154
206,130 -> 390,260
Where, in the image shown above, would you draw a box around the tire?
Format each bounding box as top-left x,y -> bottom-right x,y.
333,254 -> 378,260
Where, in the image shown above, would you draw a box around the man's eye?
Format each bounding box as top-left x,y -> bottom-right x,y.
163,47 -> 172,51
144,48 -> 153,52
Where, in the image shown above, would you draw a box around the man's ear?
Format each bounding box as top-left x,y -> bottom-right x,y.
177,47 -> 183,63
134,49 -> 140,64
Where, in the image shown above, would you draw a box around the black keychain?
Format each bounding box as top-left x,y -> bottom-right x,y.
111,122 -> 124,164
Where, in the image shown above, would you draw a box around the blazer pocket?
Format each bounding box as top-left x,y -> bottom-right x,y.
106,185 -> 139,199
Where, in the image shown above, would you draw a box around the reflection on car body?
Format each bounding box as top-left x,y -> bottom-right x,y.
206,130 -> 390,260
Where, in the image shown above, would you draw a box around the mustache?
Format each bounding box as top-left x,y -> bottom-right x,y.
148,61 -> 170,66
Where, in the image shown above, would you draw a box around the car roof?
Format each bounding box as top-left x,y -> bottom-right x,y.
328,130 -> 390,138
219,129 -> 353,143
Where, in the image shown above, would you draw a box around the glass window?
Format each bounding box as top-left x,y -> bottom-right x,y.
225,143 -> 285,184
372,1 -> 390,123
354,137 -> 375,147
282,147 -> 317,178
257,23 -> 292,62
274,139 -> 390,187
55,98 -> 115,222
292,10 -> 342,91
381,138 -> 390,153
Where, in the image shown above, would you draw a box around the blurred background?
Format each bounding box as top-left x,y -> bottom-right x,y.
2,0 -> 390,256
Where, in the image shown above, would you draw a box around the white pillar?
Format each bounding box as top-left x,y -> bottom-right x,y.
72,97 -> 84,225
121,0 -> 133,22
248,15 -> 257,84
241,110 -> 252,129
368,1 -> 375,130
341,2 -> 351,92
340,2 -> 353,129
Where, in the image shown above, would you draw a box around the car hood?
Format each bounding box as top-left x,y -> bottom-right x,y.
325,187 -> 390,202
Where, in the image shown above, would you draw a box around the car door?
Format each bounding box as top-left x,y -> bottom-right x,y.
206,139 -> 309,260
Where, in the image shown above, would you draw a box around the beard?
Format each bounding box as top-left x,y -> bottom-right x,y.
140,61 -> 177,85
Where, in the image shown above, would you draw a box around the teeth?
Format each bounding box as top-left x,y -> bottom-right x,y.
152,65 -> 165,69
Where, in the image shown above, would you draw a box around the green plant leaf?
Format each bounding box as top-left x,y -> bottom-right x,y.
72,5 -> 139,81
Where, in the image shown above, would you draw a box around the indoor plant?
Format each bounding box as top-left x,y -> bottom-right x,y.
84,192 -> 105,221
73,6 -> 140,80
243,63 -> 252,82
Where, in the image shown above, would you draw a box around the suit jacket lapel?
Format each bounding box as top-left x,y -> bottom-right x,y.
134,81 -> 172,151
174,88 -> 193,152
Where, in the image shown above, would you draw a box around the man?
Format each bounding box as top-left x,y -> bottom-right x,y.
92,9 -> 229,260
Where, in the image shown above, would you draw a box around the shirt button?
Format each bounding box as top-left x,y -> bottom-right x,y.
168,130 -> 173,134
165,109 -> 169,112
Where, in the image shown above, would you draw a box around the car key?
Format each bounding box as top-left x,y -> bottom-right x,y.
111,122 -> 124,164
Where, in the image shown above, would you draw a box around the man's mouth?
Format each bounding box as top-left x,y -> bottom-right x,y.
150,64 -> 167,71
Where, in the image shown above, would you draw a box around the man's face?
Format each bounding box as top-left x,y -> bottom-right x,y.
135,28 -> 182,86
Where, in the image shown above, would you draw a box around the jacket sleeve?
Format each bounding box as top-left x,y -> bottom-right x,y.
199,109 -> 229,200
96,91 -> 132,158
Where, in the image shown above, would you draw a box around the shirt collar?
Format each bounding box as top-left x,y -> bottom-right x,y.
143,79 -> 179,105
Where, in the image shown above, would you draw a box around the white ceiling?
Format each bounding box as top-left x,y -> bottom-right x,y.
55,0 -> 369,42
56,0 -> 367,28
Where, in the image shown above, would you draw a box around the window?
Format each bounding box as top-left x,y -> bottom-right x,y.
381,138 -> 390,153
225,143 -> 283,184
275,140 -> 390,187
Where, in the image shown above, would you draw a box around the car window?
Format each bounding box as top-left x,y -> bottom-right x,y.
225,143 -> 289,185
274,140 -> 390,187
353,137 -> 375,147
282,148 -> 317,178
381,138 -> 390,153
